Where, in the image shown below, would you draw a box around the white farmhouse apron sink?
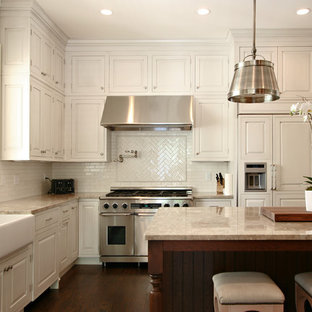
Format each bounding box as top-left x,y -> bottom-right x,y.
0,214 -> 34,259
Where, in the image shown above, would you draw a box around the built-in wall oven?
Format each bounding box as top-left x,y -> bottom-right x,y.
99,187 -> 193,263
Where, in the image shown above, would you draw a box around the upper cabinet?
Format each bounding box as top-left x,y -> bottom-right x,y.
53,46 -> 65,92
71,56 -> 106,95
277,47 -> 312,99
195,55 -> 229,93
152,55 -> 191,93
109,55 -> 148,93
193,98 -> 229,161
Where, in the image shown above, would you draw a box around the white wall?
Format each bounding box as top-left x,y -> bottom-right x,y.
0,161 -> 51,202
52,131 -> 228,193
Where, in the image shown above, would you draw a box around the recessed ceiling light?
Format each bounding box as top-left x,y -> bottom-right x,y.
197,8 -> 210,16
100,9 -> 113,16
296,8 -> 310,15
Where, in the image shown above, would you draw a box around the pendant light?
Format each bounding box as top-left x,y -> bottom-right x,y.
227,0 -> 280,103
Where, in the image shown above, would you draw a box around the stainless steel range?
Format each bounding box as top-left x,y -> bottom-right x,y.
99,187 -> 193,263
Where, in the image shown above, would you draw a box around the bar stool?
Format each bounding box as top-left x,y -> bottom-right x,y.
295,272 -> 312,312
212,272 -> 285,312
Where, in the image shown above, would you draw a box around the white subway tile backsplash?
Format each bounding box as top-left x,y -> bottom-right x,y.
52,131 -> 229,192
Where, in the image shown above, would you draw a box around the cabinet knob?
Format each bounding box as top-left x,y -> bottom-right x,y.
196,86 -> 199,89
41,72 -> 47,76
55,81 -> 59,84
100,86 -> 104,90
153,86 -> 157,89
55,152 -> 58,155
196,152 -> 199,155
100,153 -> 104,156
144,86 -> 148,90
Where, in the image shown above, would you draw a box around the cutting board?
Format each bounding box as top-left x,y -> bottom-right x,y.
261,207 -> 312,222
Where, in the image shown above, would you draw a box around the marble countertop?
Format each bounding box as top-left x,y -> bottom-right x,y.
0,192 -> 105,214
145,206 -> 312,241
192,192 -> 233,199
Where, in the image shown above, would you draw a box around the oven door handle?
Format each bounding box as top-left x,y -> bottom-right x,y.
99,213 -> 134,216
135,213 -> 156,217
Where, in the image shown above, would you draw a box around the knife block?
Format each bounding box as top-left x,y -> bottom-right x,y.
217,181 -> 224,194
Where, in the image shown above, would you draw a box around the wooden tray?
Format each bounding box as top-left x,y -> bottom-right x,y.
261,207 -> 312,222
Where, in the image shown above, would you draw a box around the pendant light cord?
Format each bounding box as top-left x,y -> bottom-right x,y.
252,0 -> 257,59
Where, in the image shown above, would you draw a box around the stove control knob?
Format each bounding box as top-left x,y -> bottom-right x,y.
103,203 -> 110,209
122,203 -> 128,209
183,203 -> 189,207
174,203 -> 180,207
112,203 -> 118,209
164,203 -> 170,207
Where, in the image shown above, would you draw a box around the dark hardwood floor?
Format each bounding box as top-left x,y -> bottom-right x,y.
25,264 -> 151,312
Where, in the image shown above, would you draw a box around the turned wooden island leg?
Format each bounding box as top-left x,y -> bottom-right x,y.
148,241 -> 164,312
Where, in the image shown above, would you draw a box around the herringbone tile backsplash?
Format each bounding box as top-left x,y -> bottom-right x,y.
53,131 -> 229,192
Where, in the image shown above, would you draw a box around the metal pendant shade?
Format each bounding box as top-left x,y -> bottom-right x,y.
227,0 -> 280,103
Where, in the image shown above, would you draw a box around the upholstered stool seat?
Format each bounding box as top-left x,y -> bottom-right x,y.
295,272 -> 312,312
212,272 -> 285,312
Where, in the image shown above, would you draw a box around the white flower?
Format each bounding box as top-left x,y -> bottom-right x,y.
290,98 -> 312,127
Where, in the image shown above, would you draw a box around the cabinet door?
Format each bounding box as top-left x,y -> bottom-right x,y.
59,218 -> 70,272
71,99 -> 109,161
195,55 -> 228,93
34,226 -> 58,299
193,99 -> 229,161
52,93 -> 65,159
41,36 -> 53,84
53,47 -> 65,92
278,47 -> 312,99
4,246 -> 32,312
71,56 -> 105,94
239,115 -> 272,161
40,87 -> 53,157
239,194 -> 272,207
30,82 -> 42,157
109,55 -> 148,93
70,205 -> 79,261
273,192 -> 305,207
194,199 -> 232,207
79,200 -> 99,257
273,115 -> 311,191
152,55 -> 191,93
30,26 -> 43,77
239,46 -> 278,64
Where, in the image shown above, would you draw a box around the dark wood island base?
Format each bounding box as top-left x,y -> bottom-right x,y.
149,240 -> 312,312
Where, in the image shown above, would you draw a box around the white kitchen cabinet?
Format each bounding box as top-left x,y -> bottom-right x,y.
53,46 -> 65,92
0,244 -> 32,312
239,115 -> 272,161
30,79 -> 53,159
278,47 -> 312,99
194,199 -> 232,207
71,99 -> 110,161
152,55 -> 191,93
109,55 -> 148,93
59,217 -> 70,273
52,92 -> 65,159
273,192 -> 306,207
71,56 -> 105,94
193,98 -> 229,161
33,209 -> 59,299
239,194 -> 272,208
79,200 -> 99,257
69,204 -> 79,262
195,55 -> 228,93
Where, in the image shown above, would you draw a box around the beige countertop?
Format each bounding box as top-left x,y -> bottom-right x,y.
192,192 -> 233,199
145,206 -> 312,241
0,192 -> 105,214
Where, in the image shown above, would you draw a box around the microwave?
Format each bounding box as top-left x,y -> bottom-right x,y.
50,179 -> 75,194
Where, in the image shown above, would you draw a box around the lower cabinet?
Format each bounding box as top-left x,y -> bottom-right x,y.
0,244 -> 32,312
239,194 -> 272,207
33,224 -> 58,299
194,199 -> 233,207
79,200 -> 99,257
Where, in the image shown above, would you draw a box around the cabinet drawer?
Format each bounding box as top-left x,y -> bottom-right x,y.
60,205 -> 71,220
35,209 -> 59,231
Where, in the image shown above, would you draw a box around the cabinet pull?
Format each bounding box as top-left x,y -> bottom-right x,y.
144,86 -> 148,90
100,153 -> 104,156
45,217 -> 53,222
55,152 -> 58,155
196,152 -> 199,155
41,72 -> 47,76
153,86 -> 157,89
63,210 -> 69,213
71,207 -> 75,210
100,86 -> 104,90
196,86 -> 200,89
55,81 -> 59,84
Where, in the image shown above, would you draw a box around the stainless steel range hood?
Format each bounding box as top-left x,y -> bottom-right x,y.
101,96 -> 193,131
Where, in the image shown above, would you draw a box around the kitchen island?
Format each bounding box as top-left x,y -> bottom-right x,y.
145,206 -> 312,312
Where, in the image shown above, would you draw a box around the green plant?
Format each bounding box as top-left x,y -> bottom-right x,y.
304,176 -> 312,191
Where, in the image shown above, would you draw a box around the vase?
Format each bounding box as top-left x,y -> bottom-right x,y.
305,190 -> 312,211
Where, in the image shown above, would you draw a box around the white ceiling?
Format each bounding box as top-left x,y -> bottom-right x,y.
36,0 -> 312,40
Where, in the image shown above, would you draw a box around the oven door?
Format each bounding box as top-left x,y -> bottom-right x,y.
134,211 -> 156,256
99,213 -> 134,256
